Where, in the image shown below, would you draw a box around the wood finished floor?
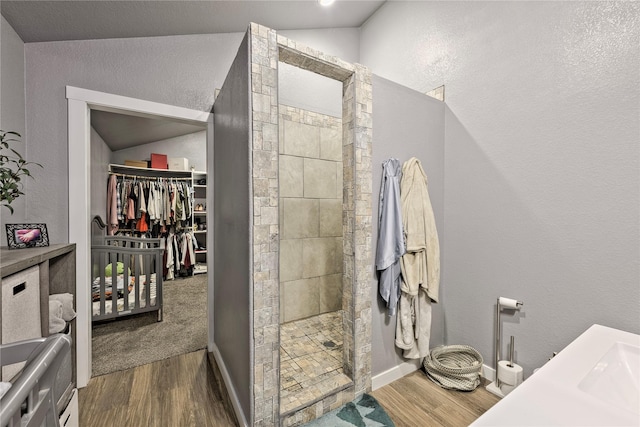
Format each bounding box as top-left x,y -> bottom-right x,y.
80,350 -> 499,427
372,371 -> 501,427
79,350 -> 236,427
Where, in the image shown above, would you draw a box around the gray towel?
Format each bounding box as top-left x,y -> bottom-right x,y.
376,158 -> 406,316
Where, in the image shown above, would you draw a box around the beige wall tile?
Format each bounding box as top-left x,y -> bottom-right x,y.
280,239 -> 303,282
284,120 -> 319,157
280,282 -> 285,323
337,162 -> 343,199
320,127 -> 342,161
279,116 -> 284,154
282,198 -> 319,239
335,238 -> 343,273
279,155 -> 303,197
304,158 -> 337,199
302,237 -> 341,278
319,199 -> 343,237
283,277 -> 320,322
319,273 -> 343,313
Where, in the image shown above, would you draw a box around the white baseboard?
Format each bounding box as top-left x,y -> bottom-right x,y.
211,344 -> 249,427
482,363 -> 496,382
371,359 -> 422,391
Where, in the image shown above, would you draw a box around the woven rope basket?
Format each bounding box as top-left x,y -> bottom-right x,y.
423,345 -> 484,391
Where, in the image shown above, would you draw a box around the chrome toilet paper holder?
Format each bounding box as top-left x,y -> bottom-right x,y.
487,296 -> 523,398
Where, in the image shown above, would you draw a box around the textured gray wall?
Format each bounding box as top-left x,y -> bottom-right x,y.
371,75 -> 445,375
362,2 -> 640,376
111,130 -> 207,172
279,28 -> 359,62
0,16 -> 26,245
213,33 -> 251,424
23,32 -> 244,243
21,27 -> 358,245
278,28 -> 358,118
89,127 -> 111,224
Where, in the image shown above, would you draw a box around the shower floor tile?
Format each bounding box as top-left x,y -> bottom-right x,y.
280,311 -> 352,414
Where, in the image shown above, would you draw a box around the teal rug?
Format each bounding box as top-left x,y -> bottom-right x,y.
303,394 -> 395,427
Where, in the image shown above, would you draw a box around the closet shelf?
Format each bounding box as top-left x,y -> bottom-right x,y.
109,164 -> 193,179
193,211 -> 207,215
195,250 -> 207,254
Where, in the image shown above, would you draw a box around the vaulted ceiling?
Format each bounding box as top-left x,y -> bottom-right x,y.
2,0 -> 385,149
1,0 -> 385,43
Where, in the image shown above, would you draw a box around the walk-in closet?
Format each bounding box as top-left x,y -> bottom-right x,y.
89,109 -> 210,377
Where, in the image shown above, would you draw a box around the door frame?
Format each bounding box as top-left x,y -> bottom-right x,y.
66,86 -> 213,387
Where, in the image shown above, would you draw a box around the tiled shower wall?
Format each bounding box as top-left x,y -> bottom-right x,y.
249,25 -> 372,426
279,105 -> 343,323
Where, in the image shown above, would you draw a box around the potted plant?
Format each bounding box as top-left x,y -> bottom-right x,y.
1,130 -> 42,214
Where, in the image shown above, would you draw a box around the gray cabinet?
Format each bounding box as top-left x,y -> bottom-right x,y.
0,244 -> 76,382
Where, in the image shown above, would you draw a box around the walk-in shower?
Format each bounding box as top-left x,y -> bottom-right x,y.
213,24 -> 372,426
277,75 -> 348,413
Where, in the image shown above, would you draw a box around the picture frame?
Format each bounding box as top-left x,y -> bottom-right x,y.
5,223 -> 50,249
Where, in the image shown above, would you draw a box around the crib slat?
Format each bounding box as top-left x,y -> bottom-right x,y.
122,247 -> 130,313
111,248 -> 118,315
98,251 -> 106,317
145,253 -> 151,307
134,251 -> 144,309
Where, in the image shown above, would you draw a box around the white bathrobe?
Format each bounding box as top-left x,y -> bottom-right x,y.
395,157 -> 440,359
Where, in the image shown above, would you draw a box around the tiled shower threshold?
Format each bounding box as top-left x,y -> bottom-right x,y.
280,311 -> 352,415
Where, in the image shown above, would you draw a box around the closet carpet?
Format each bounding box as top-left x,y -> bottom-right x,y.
92,274 -> 207,377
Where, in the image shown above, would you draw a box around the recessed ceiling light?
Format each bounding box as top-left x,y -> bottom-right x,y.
318,0 -> 335,6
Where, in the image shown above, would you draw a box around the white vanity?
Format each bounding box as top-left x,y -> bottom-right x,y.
472,324 -> 640,426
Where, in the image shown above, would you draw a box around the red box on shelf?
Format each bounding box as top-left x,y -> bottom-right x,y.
150,153 -> 168,169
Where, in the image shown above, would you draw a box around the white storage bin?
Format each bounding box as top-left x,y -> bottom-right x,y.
1,265 -> 41,380
59,388 -> 79,427
168,157 -> 189,171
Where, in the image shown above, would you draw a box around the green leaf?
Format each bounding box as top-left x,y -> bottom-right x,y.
9,148 -> 24,158
0,130 -> 41,208
2,203 -> 14,215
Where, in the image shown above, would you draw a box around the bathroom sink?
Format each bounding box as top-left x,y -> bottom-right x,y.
472,324 -> 640,426
578,342 -> 640,415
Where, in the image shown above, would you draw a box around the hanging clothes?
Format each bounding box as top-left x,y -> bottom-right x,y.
165,232 -> 175,281
395,157 -> 440,359
376,158 -> 405,316
127,182 -> 137,221
107,174 -> 119,235
107,175 -> 194,235
138,181 -> 147,218
136,212 -> 149,232
180,232 -> 195,269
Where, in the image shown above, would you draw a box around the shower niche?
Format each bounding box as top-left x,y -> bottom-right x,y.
213,23 -> 372,426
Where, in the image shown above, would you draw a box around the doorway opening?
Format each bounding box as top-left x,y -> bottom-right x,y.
67,86 -> 213,387
277,63 -> 349,415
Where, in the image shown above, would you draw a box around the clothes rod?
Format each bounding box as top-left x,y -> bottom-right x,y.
109,172 -> 193,181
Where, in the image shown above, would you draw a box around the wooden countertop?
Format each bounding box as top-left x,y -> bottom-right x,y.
0,244 -> 76,278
